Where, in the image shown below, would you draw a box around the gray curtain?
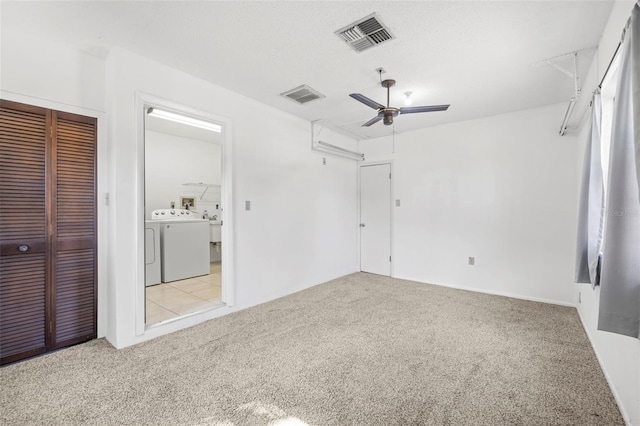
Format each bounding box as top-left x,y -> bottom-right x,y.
635,2 -> 640,202
575,93 -> 604,287
598,2 -> 640,339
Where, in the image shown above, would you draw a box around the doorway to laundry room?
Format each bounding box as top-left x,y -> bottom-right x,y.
143,105 -> 225,327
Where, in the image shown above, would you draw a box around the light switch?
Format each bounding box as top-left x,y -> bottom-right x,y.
245,200 -> 251,211
395,199 -> 400,207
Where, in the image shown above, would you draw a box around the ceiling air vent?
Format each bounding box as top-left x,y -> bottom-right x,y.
336,13 -> 394,53
280,84 -> 326,105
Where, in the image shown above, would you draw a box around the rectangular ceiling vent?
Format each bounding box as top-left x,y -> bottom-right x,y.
280,84 -> 325,105
335,13 -> 394,53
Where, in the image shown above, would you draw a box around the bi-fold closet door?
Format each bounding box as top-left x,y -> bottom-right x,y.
0,100 -> 97,365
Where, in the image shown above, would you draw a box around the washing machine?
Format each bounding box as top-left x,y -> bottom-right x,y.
145,220 -> 161,286
151,209 -> 210,282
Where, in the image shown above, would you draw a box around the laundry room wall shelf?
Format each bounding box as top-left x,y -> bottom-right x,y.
182,182 -> 220,200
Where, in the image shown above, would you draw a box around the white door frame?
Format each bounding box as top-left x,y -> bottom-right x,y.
358,160 -> 394,277
134,92 -> 235,335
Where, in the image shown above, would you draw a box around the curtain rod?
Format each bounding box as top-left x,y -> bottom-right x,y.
598,42 -> 621,89
317,140 -> 364,159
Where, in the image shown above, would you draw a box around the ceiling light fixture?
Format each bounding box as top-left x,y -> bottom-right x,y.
147,108 -> 222,133
404,91 -> 413,106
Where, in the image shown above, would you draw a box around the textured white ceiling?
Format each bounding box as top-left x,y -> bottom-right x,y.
1,1 -> 613,139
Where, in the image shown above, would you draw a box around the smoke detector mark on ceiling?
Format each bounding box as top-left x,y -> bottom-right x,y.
336,13 -> 394,53
280,85 -> 326,105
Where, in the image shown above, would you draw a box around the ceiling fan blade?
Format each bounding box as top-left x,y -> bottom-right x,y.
350,93 -> 385,110
362,115 -> 383,127
399,104 -> 450,114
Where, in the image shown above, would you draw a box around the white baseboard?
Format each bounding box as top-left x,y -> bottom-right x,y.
575,309 -> 632,426
393,275 -> 575,308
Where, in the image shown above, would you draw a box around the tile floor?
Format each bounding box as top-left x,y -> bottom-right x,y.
146,262 -> 222,325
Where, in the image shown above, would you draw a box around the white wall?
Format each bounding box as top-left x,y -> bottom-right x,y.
144,130 -> 222,219
0,28 -> 109,339
106,48 -> 358,348
362,103 -> 579,305
0,30 -> 105,113
573,2 -> 640,425
1,27 -> 359,350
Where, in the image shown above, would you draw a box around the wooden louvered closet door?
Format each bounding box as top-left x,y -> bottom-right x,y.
0,100 -> 97,365
51,111 -> 97,349
0,101 -> 49,363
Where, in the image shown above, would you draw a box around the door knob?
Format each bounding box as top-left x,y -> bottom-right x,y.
18,245 -> 29,252
360,223 -> 366,227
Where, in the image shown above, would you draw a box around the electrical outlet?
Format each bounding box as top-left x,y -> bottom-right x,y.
468,256 -> 475,266
245,200 -> 251,211
395,199 -> 400,207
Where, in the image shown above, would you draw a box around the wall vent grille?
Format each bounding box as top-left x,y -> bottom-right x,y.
336,13 -> 394,53
280,85 -> 325,105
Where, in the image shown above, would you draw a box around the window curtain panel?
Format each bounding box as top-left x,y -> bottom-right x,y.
574,92 -> 604,287
598,2 -> 640,339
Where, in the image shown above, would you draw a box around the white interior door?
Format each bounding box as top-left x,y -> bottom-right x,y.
360,163 -> 391,276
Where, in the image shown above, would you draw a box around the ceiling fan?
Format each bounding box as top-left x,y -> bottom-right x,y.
350,78 -> 450,127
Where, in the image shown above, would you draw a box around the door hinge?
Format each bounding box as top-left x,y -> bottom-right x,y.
49,321 -> 53,334
389,256 -> 392,262
389,172 -> 391,179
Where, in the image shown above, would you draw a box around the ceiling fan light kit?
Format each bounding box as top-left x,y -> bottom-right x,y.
404,91 -> 413,106
349,74 -> 450,127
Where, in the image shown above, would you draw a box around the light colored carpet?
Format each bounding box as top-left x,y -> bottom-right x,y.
0,273 -> 623,425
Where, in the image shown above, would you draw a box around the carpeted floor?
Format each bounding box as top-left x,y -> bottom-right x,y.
0,273 -> 623,425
